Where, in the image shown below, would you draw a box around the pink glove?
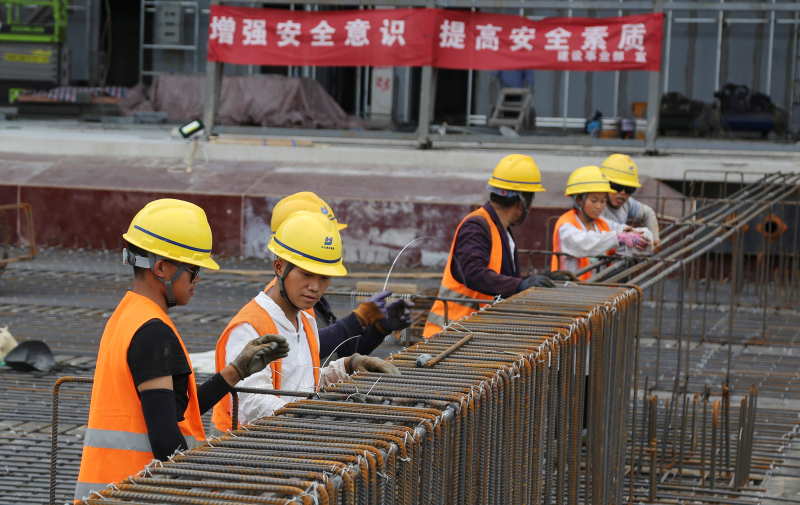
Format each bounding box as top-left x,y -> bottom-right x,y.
617,231 -> 650,251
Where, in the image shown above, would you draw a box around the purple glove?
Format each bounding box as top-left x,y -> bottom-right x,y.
364,290 -> 393,311
378,297 -> 415,333
617,231 -> 650,251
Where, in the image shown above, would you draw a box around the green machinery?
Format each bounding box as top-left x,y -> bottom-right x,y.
0,0 -> 69,103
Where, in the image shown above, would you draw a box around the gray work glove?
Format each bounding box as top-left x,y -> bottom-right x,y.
347,353 -> 401,375
376,297 -> 415,333
519,274 -> 556,291
546,271 -> 579,282
230,334 -> 290,381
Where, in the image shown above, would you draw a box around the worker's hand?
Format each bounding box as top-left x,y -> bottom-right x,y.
230,334 -> 290,381
519,274 -> 556,291
617,231 -> 651,251
346,353 -> 401,375
546,271 -> 574,282
352,290 -> 391,327
653,239 -> 662,255
377,298 -> 414,333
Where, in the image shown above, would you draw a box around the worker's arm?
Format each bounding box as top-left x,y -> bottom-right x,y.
225,323 -> 287,423
451,217 -> 522,299
628,198 -> 661,242
557,221 -> 621,258
319,356 -> 349,387
318,316 -> 387,358
128,320 -> 191,461
317,295 -> 413,359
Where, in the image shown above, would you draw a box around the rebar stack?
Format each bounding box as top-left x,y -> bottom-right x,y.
75,283 -> 640,505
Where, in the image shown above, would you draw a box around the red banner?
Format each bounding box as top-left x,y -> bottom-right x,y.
207,6 -> 663,72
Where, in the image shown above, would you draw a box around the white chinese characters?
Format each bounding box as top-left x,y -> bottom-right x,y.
544,27 -> 571,51
210,16 -> 236,45
475,24 -> 502,51
380,19 -> 406,47
509,26 -> 535,51
618,22 -> 648,62
310,20 -> 335,47
276,20 -> 301,47
345,19 -> 371,47
242,19 -> 267,46
440,20 -> 466,49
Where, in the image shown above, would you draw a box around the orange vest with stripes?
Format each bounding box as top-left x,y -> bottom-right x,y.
423,207 -> 503,338
551,209 -> 615,282
211,297 -> 319,432
75,292 -> 205,503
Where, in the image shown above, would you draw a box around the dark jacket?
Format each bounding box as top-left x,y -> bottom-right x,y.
450,202 -> 522,299
315,296 -> 387,359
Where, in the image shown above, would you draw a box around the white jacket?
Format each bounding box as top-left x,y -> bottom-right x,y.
224,291 -> 348,424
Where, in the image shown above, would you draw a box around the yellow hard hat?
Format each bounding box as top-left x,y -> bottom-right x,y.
268,210 -> 347,277
487,154 -> 546,193
123,198 -> 220,270
600,154 -> 641,188
271,192 -> 347,233
565,166 -> 614,196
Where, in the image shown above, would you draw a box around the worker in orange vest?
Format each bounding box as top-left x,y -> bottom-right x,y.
551,166 -> 653,281
212,210 -> 400,435
266,192 -> 413,361
423,154 -> 561,338
75,199 -> 287,503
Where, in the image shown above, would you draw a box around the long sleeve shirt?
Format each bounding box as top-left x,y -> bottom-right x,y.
450,202 -> 522,299
224,292 -> 348,424
601,197 -> 660,241
557,217 -> 654,275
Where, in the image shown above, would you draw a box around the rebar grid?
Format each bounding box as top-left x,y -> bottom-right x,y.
74,283 -> 640,505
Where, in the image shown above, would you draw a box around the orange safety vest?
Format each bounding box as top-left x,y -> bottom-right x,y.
551,209 -> 615,282
75,292 -> 205,503
423,207 -> 503,338
211,297 -> 320,432
264,277 -> 316,319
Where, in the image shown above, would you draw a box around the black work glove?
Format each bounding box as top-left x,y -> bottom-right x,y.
347,353 -> 401,375
230,334 -> 290,381
518,274 -> 556,291
376,298 -> 414,333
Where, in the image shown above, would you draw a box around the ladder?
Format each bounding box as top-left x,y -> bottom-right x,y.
488,88 -> 533,131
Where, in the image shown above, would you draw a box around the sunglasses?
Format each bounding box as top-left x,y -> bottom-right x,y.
166,260 -> 201,283
609,182 -> 637,195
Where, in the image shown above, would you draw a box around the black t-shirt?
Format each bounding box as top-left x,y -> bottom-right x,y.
127,319 -> 193,421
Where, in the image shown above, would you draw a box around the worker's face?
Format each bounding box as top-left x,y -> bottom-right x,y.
511,194 -> 533,226
608,188 -> 630,209
274,258 -> 331,311
153,259 -> 200,306
578,193 -> 608,222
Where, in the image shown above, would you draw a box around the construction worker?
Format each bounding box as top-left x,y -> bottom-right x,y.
266,192 -> 413,360
75,199 -> 288,502
599,154 -> 661,250
551,166 -> 653,281
212,210 -> 400,434
423,154 -> 560,338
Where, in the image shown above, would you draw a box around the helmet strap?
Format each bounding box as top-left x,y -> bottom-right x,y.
148,252 -> 188,309
572,195 -> 596,224
277,261 -> 300,310
511,193 -> 534,227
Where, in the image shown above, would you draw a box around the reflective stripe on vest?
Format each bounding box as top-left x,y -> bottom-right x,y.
75,292 -> 205,503
551,210 -> 614,282
212,297 -> 320,432
423,207 -> 503,338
